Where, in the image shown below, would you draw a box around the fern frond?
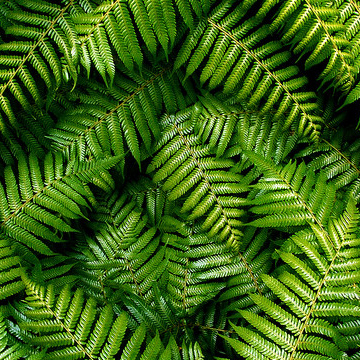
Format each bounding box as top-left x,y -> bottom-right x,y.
14,278 -> 128,359
73,194 -> 165,304
0,309 -> 46,359
73,0 -> 208,83
13,277 -> 190,359
219,227 -> 272,312
49,66 -> 195,170
295,134 -> 360,192
245,151 -> 336,230
0,237 -> 25,301
175,6 -> 323,139
0,152 -> 120,255
259,0 -> 359,93
147,106 -> 248,249
225,199 -> 360,359
0,0 -> 78,128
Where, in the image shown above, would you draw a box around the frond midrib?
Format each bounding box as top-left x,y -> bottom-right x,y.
321,138 -> 360,176
259,158 -> 329,231
303,0 -> 354,86
0,158 -> 90,227
78,0 -> 121,46
30,285 -> 95,360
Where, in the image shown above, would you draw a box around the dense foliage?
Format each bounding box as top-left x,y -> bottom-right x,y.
0,0 -> 360,359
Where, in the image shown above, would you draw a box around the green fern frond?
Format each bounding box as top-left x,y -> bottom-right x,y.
14,278 -> 129,359
259,0 -> 359,93
49,66 -> 195,170
219,227 -> 272,312
0,237 -> 25,301
0,0 -> 78,128
0,309 -> 46,359
0,151 -> 120,255
245,151 -> 336,230
13,277 -> 191,359
72,0 -> 208,83
225,199 -> 360,359
73,196 -> 165,303
163,231 -> 227,315
147,106 -> 248,249
175,5 -> 323,139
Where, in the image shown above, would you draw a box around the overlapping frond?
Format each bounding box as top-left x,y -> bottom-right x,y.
295,131 -> 360,195
0,309 -> 45,359
0,151 -> 120,255
175,2 -> 323,140
258,0 -> 360,93
49,66 -> 196,170
11,276 -> 210,359
147,105 -> 248,249
0,0 -> 79,128
0,0 -> 359,359
163,230 -> 227,315
0,237 -> 25,301
226,199 -> 360,359
13,278 -> 149,360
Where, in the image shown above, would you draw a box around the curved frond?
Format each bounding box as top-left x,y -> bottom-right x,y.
73,192 -> 165,304
246,151 -> 337,230
0,237 -> 25,301
48,66 -> 196,170
73,0 -> 208,83
259,0 -> 360,93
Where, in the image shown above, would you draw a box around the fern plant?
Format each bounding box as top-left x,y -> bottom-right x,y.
0,0 -> 360,359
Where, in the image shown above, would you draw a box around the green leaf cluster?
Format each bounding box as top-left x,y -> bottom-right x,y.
0,0 -> 359,359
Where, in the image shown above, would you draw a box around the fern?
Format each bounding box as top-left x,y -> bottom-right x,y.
73,0 -> 211,83
245,151 -> 336,229
49,65 -> 196,169
73,192 -> 166,303
0,237 -> 25,301
147,104 -> 248,249
175,3 -> 323,140
0,1 -> 360,359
